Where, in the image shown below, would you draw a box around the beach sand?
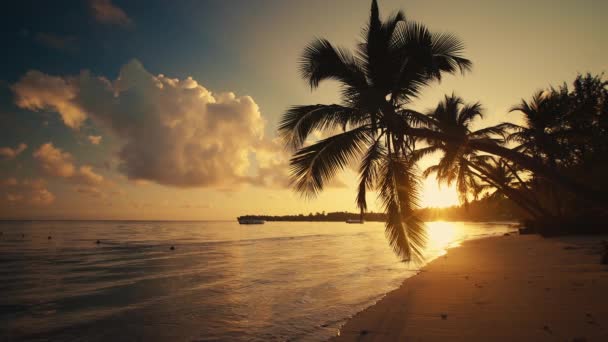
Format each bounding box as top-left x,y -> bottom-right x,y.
332,234 -> 608,341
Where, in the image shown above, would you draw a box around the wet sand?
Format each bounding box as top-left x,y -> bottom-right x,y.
332,234 -> 608,341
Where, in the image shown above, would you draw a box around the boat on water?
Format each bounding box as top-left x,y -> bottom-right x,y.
237,217 -> 265,225
346,219 -> 364,224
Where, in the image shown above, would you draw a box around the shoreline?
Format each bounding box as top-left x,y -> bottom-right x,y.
331,234 -> 608,341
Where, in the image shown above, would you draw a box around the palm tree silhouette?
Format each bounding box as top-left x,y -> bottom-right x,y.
279,0 -> 471,261
508,91 -> 563,165
411,95 -> 504,204
280,0 -> 605,259
413,95 -> 547,216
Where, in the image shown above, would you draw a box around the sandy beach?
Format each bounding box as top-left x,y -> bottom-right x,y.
333,234 -> 608,341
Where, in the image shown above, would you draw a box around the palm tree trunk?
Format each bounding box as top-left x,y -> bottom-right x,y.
465,162 -> 550,218
469,169 -> 542,218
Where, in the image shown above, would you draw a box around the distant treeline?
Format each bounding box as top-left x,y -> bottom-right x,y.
239,196 -> 525,222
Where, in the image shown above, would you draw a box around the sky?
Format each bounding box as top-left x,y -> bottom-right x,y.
0,0 -> 606,220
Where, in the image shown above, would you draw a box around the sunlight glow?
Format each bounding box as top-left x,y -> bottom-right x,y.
420,177 -> 460,208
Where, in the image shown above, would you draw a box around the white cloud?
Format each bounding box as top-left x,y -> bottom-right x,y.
13,60 -> 290,188
89,0 -> 132,27
0,178 -> 55,206
87,135 -> 102,145
0,143 -> 27,160
12,71 -> 86,129
32,143 -> 104,186
33,142 -> 76,177
75,165 -> 104,185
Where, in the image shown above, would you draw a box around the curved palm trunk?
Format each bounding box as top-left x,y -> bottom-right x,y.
468,169 -> 543,218
465,162 -> 550,218
406,127 -> 605,203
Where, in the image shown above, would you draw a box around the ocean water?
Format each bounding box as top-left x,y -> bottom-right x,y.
0,220 -> 515,341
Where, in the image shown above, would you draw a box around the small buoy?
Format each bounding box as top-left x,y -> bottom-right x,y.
22,234 -> 25,238
48,236 -> 52,240
96,240 -> 101,244
170,246 -> 175,250
441,313 -> 448,320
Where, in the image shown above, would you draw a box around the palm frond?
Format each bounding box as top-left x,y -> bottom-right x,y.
379,155 -> 426,261
290,127 -> 371,198
357,134 -> 387,211
470,122 -> 519,139
429,32 -> 472,78
279,104 -> 365,149
300,38 -> 367,89
410,145 -> 441,163
457,101 -> 483,126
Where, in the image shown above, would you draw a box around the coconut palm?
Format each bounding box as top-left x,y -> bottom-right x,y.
280,1 -> 606,260
471,157 -> 549,217
279,0 -> 471,261
409,94 -> 510,204
410,95 -> 548,217
507,91 -> 564,165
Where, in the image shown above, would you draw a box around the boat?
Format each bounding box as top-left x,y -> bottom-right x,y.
237,217 -> 265,225
346,219 -> 364,224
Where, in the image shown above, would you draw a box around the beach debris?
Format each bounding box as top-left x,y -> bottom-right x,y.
543,325 -> 552,333
96,240 -> 101,244
440,313 -> 448,320
170,246 -> 175,250
503,233 -> 510,236
544,287 -> 551,291
360,330 -> 368,335
48,236 -> 52,240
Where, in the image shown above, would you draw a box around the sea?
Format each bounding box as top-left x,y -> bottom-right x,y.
0,220 -> 516,341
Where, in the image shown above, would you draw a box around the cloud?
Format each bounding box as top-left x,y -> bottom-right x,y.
33,143 -> 104,185
75,185 -> 103,198
89,0 -> 132,27
35,32 -> 77,51
33,142 -> 75,177
0,178 -> 55,206
0,143 -> 27,160
74,165 -> 104,185
13,60 -> 290,188
87,135 -> 102,145
12,71 -> 86,128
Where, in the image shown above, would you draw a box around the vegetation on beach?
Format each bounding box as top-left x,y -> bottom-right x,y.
279,0 -> 608,260
239,196 -> 525,223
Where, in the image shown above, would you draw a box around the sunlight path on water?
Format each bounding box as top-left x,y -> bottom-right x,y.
0,220 -> 515,341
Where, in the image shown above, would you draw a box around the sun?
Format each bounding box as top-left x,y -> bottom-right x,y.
420,177 -> 460,208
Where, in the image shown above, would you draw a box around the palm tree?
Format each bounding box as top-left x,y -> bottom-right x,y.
472,157 -> 550,218
280,1 -> 606,260
279,0 -> 471,261
409,94 -> 509,204
412,95 -> 548,217
508,91 -> 564,165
